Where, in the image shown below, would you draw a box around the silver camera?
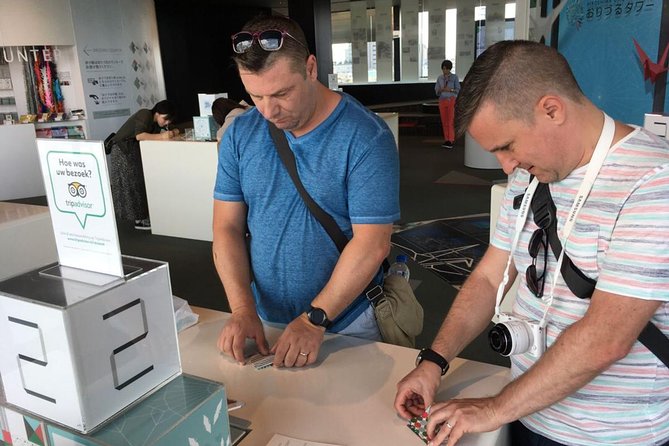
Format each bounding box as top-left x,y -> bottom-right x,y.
488,313 -> 546,358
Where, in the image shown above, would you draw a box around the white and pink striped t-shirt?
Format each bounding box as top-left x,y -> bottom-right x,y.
492,127 -> 669,445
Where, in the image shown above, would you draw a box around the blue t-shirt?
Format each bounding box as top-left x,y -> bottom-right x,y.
214,93 -> 400,331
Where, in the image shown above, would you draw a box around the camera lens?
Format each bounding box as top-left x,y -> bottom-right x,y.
488,321 -> 533,356
489,324 -> 513,356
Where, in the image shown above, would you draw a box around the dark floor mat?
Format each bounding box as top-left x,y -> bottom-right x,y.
391,214 -> 490,288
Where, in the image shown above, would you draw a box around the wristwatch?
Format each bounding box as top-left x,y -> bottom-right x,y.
416,348 -> 449,376
307,306 -> 331,329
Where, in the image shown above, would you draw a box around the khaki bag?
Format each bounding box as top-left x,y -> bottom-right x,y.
373,274 -> 424,348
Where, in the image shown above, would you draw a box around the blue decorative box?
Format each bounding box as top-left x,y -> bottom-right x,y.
193,116 -> 217,141
1,374 -> 232,446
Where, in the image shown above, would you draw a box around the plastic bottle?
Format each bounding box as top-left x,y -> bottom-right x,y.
387,254 -> 410,281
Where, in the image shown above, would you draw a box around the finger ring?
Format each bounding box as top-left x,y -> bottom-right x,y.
299,352 -> 309,356
446,421 -> 453,429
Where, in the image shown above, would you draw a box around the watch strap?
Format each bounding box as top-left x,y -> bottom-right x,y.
417,348 -> 449,376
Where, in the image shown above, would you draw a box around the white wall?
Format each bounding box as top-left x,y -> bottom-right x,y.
70,0 -> 166,141
0,0 -> 166,141
0,0 -> 75,46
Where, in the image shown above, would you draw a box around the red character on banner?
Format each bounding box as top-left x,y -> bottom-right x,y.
633,38 -> 669,83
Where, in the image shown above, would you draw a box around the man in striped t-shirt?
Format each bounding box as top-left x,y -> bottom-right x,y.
395,40 -> 669,446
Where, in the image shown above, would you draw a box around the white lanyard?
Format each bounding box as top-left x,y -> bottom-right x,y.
494,113 -> 616,326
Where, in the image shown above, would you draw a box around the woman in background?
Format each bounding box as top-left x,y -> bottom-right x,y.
435,60 -> 460,149
212,98 -> 250,142
109,100 -> 179,230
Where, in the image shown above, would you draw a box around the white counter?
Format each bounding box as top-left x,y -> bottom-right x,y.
465,132 -> 501,170
139,114 -> 397,243
0,202 -> 57,280
180,307 -> 511,446
0,124 -> 44,200
377,112 -> 399,147
140,139 -> 218,241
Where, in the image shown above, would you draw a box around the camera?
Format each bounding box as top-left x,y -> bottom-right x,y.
488,313 -> 546,358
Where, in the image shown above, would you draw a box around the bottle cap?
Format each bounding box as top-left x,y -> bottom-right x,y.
396,254 -> 408,263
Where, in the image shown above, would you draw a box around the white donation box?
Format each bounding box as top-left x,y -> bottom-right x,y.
0,256 -> 182,433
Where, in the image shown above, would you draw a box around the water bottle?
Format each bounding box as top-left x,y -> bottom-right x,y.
387,254 -> 410,281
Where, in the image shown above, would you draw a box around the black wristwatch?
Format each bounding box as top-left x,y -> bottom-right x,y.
307,306 -> 331,329
416,348 -> 449,376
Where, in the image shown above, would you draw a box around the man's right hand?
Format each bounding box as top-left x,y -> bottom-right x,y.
394,361 -> 443,419
217,308 -> 269,364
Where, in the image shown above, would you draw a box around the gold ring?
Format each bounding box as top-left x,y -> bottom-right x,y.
299,352 -> 309,356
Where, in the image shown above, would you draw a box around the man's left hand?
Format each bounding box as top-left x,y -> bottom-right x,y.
425,397 -> 502,446
271,314 -> 325,368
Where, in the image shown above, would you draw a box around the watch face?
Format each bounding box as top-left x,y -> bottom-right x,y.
308,308 -> 329,327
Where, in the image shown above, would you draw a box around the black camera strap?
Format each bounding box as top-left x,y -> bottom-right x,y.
532,182 -> 596,299
530,180 -> 669,368
267,122 -> 387,305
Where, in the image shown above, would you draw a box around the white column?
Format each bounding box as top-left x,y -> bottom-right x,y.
401,0 -> 419,82
514,0 -> 530,40
426,0 -> 445,81
485,0 -> 506,47
350,1 -> 368,83
455,1 -> 475,80
374,0 -> 393,83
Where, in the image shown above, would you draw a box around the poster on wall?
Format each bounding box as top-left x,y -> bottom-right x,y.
70,0 -> 166,141
558,0 -> 664,125
37,139 -> 123,277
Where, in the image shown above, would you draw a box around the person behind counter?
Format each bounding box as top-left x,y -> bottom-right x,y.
212,97 -> 250,142
213,14 -> 399,369
109,100 -> 179,230
394,40 -> 669,446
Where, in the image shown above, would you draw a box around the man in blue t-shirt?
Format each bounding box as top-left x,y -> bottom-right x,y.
213,15 -> 400,369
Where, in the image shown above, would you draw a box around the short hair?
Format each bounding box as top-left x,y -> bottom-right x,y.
454,40 -> 584,138
441,60 -> 453,70
151,100 -> 177,121
211,98 -> 245,126
232,14 -> 310,76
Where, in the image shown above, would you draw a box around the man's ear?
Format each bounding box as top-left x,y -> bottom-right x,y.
536,95 -> 566,125
306,55 -> 318,80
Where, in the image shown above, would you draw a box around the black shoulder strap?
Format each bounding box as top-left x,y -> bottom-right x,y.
268,123 -> 349,253
532,182 -> 596,299
267,123 -> 389,303
530,180 -> 669,368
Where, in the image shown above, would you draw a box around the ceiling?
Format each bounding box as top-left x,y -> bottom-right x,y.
224,0 -> 400,13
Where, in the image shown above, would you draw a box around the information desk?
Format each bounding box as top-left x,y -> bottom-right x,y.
140,139 -> 218,241
179,307 -> 511,446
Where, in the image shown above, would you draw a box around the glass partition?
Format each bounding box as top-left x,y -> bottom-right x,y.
331,0 -> 529,84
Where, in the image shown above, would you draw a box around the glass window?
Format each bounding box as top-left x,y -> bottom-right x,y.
418,10 -> 429,78
475,3 -> 516,57
333,43 -> 352,84
445,8 -> 457,72
368,41 -> 377,82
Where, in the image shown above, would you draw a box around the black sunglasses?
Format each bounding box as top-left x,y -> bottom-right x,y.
231,29 -> 307,54
526,227 -> 549,298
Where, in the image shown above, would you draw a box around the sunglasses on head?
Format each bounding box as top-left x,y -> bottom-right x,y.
231,29 -> 307,54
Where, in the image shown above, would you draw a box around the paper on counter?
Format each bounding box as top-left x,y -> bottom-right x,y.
266,433 -> 343,446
